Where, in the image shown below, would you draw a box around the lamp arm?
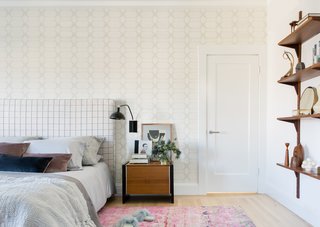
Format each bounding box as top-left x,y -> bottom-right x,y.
119,104 -> 134,120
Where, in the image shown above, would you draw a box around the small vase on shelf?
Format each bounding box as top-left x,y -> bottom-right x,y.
284,143 -> 290,167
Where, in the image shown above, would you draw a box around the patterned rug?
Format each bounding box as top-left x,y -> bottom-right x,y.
98,206 -> 255,227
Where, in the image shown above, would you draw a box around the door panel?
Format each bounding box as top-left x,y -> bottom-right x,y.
207,55 -> 259,192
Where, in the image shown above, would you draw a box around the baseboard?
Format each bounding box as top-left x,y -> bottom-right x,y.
265,183 -> 318,226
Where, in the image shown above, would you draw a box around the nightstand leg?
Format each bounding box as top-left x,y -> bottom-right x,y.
170,164 -> 174,203
122,164 -> 127,204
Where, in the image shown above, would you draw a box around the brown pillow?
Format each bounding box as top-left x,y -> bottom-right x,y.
0,143 -> 30,157
23,153 -> 72,173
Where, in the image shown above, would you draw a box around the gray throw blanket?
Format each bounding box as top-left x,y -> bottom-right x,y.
0,172 -> 102,227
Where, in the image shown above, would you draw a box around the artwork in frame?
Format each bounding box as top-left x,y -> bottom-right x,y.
138,140 -> 152,156
141,123 -> 173,144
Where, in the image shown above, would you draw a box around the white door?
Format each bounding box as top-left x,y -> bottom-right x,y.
206,55 -> 259,192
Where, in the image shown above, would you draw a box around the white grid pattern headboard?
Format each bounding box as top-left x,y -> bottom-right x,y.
0,99 -> 116,175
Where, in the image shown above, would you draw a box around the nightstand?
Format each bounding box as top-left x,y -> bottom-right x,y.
122,162 -> 174,203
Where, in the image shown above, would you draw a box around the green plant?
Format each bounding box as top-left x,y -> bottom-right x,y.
152,140 -> 181,162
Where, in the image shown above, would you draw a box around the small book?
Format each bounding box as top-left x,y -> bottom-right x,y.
129,159 -> 149,164
132,154 -> 148,159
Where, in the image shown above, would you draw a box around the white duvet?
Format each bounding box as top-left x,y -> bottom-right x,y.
0,175 -> 96,227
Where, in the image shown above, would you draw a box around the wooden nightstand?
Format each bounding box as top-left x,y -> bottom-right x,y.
122,162 -> 174,203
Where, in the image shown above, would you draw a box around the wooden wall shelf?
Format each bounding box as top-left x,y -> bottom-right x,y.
278,16 -> 320,56
277,163 -> 320,199
277,163 -> 320,180
278,63 -> 320,86
277,13 -> 320,199
277,113 -> 320,123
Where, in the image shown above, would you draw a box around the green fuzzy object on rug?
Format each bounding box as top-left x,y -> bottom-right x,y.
132,209 -> 155,222
115,216 -> 139,227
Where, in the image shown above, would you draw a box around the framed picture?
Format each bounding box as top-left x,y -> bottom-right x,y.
138,140 -> 152,156
134,140 -> 152,156
141,123 -> 173,144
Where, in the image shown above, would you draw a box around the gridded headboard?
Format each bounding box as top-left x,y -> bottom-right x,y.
0,99 -> 116,175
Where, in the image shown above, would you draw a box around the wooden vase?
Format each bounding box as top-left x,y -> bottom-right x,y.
290,144 -> 304,168
284,143 -> 289,166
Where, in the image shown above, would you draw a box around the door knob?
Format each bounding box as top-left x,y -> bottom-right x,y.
209,130 -> 220,134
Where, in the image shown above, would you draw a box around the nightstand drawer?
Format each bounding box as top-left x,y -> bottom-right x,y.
126,166 -> 170,194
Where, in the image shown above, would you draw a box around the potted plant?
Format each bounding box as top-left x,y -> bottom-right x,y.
152,140 -> 181,165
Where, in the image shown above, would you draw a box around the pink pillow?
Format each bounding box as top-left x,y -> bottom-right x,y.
23,153 -> 72,173
0,143 -> 30,157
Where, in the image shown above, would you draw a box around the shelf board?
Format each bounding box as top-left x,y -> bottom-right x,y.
277,113 -> 320,123
277,163 -> 320,180
278,63 -> 320,85
278,16 -> 320,48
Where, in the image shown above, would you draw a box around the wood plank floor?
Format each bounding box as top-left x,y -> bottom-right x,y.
105,194 -> 311,227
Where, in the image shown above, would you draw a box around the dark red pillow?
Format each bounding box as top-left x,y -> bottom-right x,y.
23,153 -> 72,173
0,143 -> 30,157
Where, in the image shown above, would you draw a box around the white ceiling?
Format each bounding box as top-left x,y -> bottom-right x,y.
0,0 -> 266,7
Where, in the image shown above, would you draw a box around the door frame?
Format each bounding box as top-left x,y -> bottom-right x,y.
198,45 -> 267,194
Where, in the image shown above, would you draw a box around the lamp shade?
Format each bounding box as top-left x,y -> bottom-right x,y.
109,107 -> 125,120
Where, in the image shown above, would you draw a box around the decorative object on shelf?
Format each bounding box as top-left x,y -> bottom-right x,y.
317,40 -> 320,63
313,44 -> 317,64
289,11 -> 302,32
292,109 -> 311,116
152,140 -> 181,165
284,143 -> 290,167
301,158 -> 316,172
295,62 -> 305,72
312,42 -> 320,64
299,86 -> 318,115
110,104 -> 138,133
282,51 -> 294,78
313,86 -> 320,114
141,123 -> 172,144
290,144 -> 304,168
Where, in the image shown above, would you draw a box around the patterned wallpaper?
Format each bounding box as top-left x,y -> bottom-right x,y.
0,6 -> 266,189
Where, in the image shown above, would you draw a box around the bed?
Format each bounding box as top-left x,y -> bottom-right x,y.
57,161 -> 114,212
0,99 -> 116,226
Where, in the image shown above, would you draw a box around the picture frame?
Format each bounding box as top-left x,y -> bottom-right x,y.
138,140 -> 152,156
134,140 -> 152,156
141,123 -> 173,144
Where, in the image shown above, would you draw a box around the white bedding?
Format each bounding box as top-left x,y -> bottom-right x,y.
55,162 -> 114,212
0,175 -> 96,227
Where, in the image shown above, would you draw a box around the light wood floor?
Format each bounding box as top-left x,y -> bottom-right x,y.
105,194 -> 311,227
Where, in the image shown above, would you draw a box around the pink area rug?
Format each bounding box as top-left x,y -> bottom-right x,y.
98,206 -> 255,227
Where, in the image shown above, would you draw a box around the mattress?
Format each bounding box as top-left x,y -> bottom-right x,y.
55,161 -> 114,212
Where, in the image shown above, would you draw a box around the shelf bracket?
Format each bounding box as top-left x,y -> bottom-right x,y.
294,121 -> 300,144
294,171 -> 300,199
294,84 -> 299,95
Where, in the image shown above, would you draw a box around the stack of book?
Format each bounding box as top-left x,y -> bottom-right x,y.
129,154 -> 149,164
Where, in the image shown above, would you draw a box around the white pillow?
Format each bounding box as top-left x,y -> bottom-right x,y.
25,139 -> 85,171
38,136 -> 104,166
64,136 -> 104,166
0,136 -> 42,143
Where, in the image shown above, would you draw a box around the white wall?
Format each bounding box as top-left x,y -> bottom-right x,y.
0,5 -> 266,193
266,0 -> 320,226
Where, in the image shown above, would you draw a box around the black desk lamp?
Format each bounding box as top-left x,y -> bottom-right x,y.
110,104 -> 138,133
